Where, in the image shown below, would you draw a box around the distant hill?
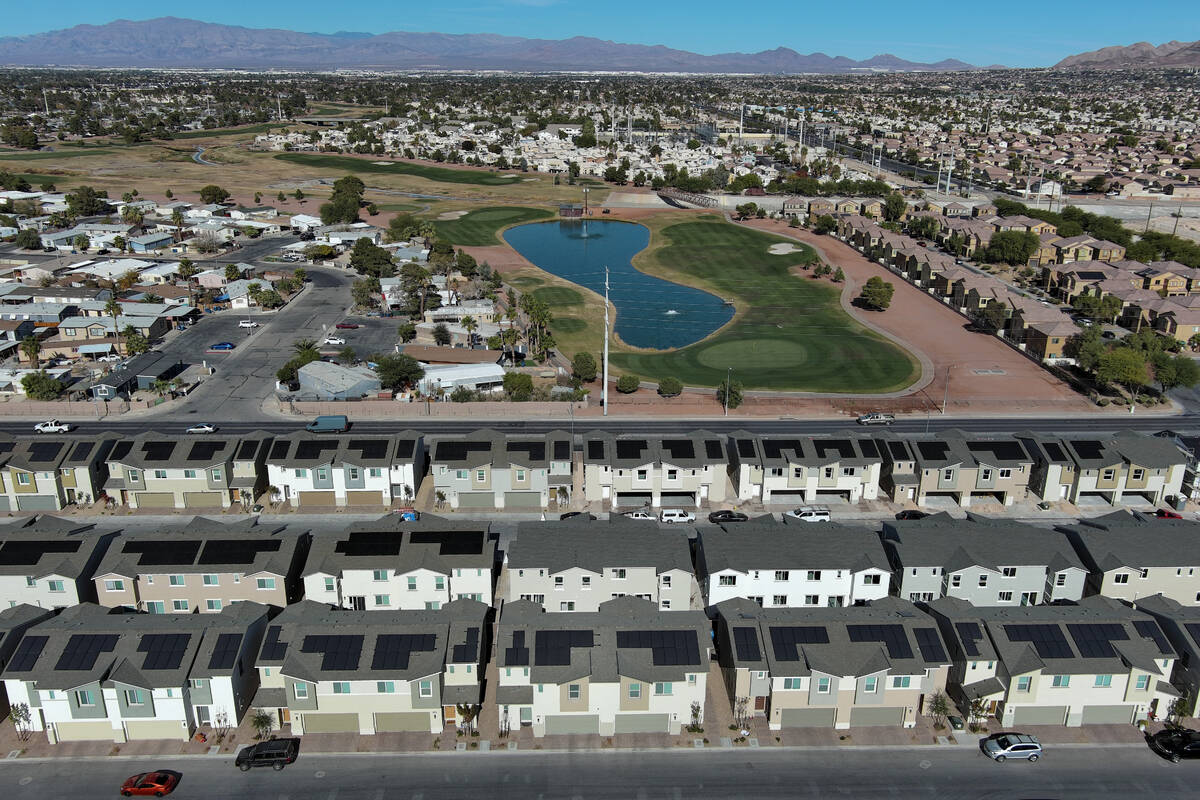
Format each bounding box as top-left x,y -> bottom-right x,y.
0,17 -> 995,73
1053,39 -> 1200,69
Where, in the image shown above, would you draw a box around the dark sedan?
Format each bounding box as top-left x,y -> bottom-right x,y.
1149,728 -> 1200,762
895,510 -> 930,520
708,510 -> 749,523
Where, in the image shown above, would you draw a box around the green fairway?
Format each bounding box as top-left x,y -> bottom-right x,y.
0,148 -> 117,161
274,153 -> 528,187
610,220 -> 919,393
510,276 -> 545,289
435,206 -> 555,246
165,123 -> 288,140
551,316 -> 588,334
530,286 -> 584,306
4,173 -> 69,187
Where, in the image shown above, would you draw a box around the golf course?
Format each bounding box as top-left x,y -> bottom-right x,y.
435,206 -> 554,246
274,153 -> 529,186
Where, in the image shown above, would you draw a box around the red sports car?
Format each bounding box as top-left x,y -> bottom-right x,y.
120,771 -> 180,796
334,322 -> 360,329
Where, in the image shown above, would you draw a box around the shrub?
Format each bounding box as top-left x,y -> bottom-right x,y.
616,375 -> 640,393
657,377 -> 682,397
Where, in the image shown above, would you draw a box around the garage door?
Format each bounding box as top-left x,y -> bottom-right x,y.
300,712 -> 359,734
849,707 -> 906,727
346,490 -> 384,506
135,492 -> 176,509
544,714 -> 600,735
16,495 -> 60,511
183,491 -> 223,508
1013,706 -> 1067,726
374,711 -> 432,732
54,720 -> 115,741
1081,705 -> 1134,725
614,713 -> 670,734
0,497 -> 9,511
298,491 -> 336,507
456,492 -> 495,509
780,708 -> 837,728
125,719 -> 189,741
503,491 -> 543,509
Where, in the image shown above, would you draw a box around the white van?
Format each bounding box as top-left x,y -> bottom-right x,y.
660,508 -> 697,524
784,506 -> 831,522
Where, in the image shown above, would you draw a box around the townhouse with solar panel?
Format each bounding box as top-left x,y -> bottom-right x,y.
1019,431 -> 1186,505
90,519 -> 308,613
881,514 -> 1087,605
0,517 -> 114,609
907,430 -> 1034,507
582,431 -> 727,510
727,432 -> 883,505
697,520 -> 891,609
103,432 -> 273,510
264,431 -> 425,508
1060,512 -> 1200,606
427,429 -> 573,510
0,604 -> 55,713
1132,594 -> 1200,717
0,435 -> 115,511
926,595 -> 1180,727
1,601 -> 272,743
504,520 -> 699,612
713,596 -> 952,730
494,596 -> 710,736
249,598 -> 488,734
301,515 -> 494,610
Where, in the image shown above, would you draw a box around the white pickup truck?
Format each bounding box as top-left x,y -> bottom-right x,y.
34,419 -> 72,434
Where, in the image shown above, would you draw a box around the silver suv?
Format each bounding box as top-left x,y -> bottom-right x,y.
981,732 -> 1042,763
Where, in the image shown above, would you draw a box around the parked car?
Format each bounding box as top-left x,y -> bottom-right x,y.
1148,728 -> 1200,762
708,510 -> 749,523
34,419 -> 72,433
185,423 -> 217,434
560,511 -> 597,521
1156,508 -> 1184,519
784,506 -> 831,523
235,738 -> 300,772
335,322 -> 360,330
895,510 -> 930,520
660,509 -> 696,524
621,510 -> 656,521
857,412 -> 895,426
980,733 -> 1042,763
238,319 -> 258,329
97,354 -> 122,362
120,770 -> 180,796
210,342 -> 235,351
322,336 -> 346,346
305,415 -> 350,433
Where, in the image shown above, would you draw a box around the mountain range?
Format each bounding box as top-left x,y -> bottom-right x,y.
0,17 -> 993,73
1053,39 -> 1200,69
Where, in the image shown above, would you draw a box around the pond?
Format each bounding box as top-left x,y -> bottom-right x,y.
503,220 -> 734,350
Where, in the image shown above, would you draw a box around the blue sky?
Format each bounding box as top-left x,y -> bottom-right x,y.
5,1 -> 1200,68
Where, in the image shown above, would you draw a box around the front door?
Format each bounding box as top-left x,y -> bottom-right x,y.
279,708 -> 291,725
444,705 -> 457,724
197,706 -> 210,726
348,596 -> 365,611
1020,592 -> 1037,606
754,696 -> 766,711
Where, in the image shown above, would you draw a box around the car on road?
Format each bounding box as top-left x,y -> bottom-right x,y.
895,510 -> 930,520
184,423 -> 217,434
621,510 -> 656,521
209,342 -> 235,351
34,419 -> 72,434
237,319 -> 258,329
97,354 -> 122,362
305,415 -> 350,433
322,336 -> 346,346
784,506 -> 831,523
708,510 -> 749,523
235,737 -> 300,772
335,322 -> 360,329
120,770 -> 180,796
660,509 -> 696,524
857,412 -> 895,426
1148,728 -> 1200,762
980,732 -> 1042,763
560,511 -> 597,521
1156,508 -> 1184,519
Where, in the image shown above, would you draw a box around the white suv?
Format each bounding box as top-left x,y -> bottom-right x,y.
238,319 -> 258,329
784,506 -> 831,522
660,509 -> 696,524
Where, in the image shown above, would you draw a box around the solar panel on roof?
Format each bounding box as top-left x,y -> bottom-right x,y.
268,440 -> 290,460
55,633 -> 119,671
1042,441 -> 1068,462
260,626 -> 288,661
123,540 -> 202,566
814,440 -> 854,460
187,441 -> 226,462
301,634 -> 364,671
615,440 -> 647,460
1184,623 -> 1200,654
506,441 -> 546,463
335,531 -> 402,557
409,530 -> 485,556
553,440 -> 570,461
1004,624 -> 1073,659
534,630 -> 593,666
1066,623 -> 1129,659
197,538 -> 282,565
7,634 -> 48,672
733,627 -> 761,662
704,440 -> 724,460
769,626 -> 830,661
914,628 -> 949,663
452,627 -> 480,663
138,633 -> 191,670
26,441 -> 64,463
434,440 -> 491,462
887,441 -> 909,459
916,441 -> 950,461
348,439 -> 388,461
969,441 -> 1027,463
736,439 -> 756,459
208,632 -> 243,671
955,622 -> 985,657
616,629 -> 701,666
235,439 -> 261,460
847,624 -> 914,659
294,440 -> 339,461
110,441 -> 133,461
1069,440 -> 1105,461
762,440 -> 803,460
586,440 -> 605,460
858,439 -> 880,459
504,630 -> 530,666
139,441 -> 176,461
661,440 -> 695,461
1135,619 -> 1174,655
0,539 -> 80,566
372,633 -> 437,670
68,440 -> 95,462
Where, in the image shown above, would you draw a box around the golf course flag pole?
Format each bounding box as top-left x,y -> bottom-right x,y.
603,264 -> 610,416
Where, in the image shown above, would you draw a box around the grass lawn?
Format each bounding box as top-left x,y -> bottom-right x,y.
0,148 -> 117,161
434,206 -> 554,246
164,123 -> 288,140
375,201 -> 430,212
5,172 -> 71,187
274,153 -> 529,187
531,286 -> 584,306
609,219 -> 919,393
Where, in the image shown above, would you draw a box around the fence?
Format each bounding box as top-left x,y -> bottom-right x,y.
0,397 -> 130,417
289,399 -> 589,420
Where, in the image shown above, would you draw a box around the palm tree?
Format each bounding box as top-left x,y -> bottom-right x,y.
177,258 -> 198,308
293,338 -> 319,360
20,335 -> 39,368
104,298 -> 124,355
461,315 -> 477,346
170,208 -> 185,241
151,378 -> 170,398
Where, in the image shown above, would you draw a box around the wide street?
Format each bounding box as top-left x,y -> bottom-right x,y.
0,745 -> 1194,799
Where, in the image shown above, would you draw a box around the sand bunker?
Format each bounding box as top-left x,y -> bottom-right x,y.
769,243 -> 803,255
436,210 -> 469,221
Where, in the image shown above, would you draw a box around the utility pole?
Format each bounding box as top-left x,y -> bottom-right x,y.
723,366 -> 732,416
1174,203 -> 1184,236
602,265 -> 610,417
1146,201 -> 1154,234
42,88 -> 49,115
277,96 -> 283,121
738,102 -> 744,146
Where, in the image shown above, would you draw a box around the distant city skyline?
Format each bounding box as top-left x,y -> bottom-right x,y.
3,2 -> 1200,68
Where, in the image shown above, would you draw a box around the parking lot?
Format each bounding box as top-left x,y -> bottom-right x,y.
321,314 -> 404,361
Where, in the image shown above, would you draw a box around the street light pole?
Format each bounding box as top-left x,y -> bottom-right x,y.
724,366 -> 732,416
941,365 -> 955,415
602,265 -> 610,417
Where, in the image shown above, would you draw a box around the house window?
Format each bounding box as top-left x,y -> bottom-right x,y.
206,599 -> 222,611
816,677 -> 831,694
629,683 -> 641,699
636,470 -> 647,481
666,469 -> 677,481
1094,675 -> 1112,688
124,690 -> 144,706
295,469 -> 307,478
660,575 -> 670,587
293,683 -> 308,699
1055,574 -> 1066,587
802,595 -> 817,605
1114,574 -> 1130,585
1132,468 -> 1145,481
154,470 -> 168,479
842,467 -> 855,477
210,469 -> 222,482
1051,675 -> 1070,688
1017,677 -> 1031,692
407,577 -> 417,591
554,576 -> 564,589
654,682 -> 673,696
892,676 -> 911,689
783,678 -> 802,690
719,575 -> 736,586
435,576 -> 444,590
146,601 -> 165,614
324,577 -> 335,592
560,601 -> 575,611
377,681 -> 395,694
169,575 -> 185,586
613,569 -> 627,580
203,574 -> 219,586
1001,567 -> 1016,577
373,569 -> 388,582
455,470 -> 468,480
25,576 -> 35,587
348,467 -> 360,481
1136,675 -> 1150,690
775,570 -> 789,581
190,680 -> 205,689
317,468 -> 328,481
74,690 -> 94,707
333,682 -> 351,695
998,591 -> 1013,602
999,468 -> 1011,479
981,468 -> 992,482
256,577 -> 276,590
1139,568 -> 1149,580
172,600 -> 189,611
476,470 -> 486,483
1102,468 -> 1116,481
516,469 -> 526,482
773,595 -> 787,605
425,601 -> 440,610
660,600 -> 671,609
127,470 -> 140,482
47,580 -> 64,593
374,595 -> 390,606
582,576 -> 591,588
951,575 -> 961,588
369,468 -> 382,478
978,575 -> 988,587
864,677 -> 878,693
806,571 -> 822,581
823,467 -> 833,479
16,473 -> 30,486
103,579 -> 124,592
568,684 -> 581,700
183,469 -> 197,479
863,574 -> 881,585
942,469 -> 954,481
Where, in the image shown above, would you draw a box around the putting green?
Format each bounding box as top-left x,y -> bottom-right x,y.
531,286 -> 584,306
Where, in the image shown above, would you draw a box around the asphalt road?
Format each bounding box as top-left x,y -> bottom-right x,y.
1,745 -> 1194,799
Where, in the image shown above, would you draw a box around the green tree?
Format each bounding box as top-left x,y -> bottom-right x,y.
20,335 -> 40,368
319,175 -> 365,225
1153,352 -> 1200,391
433,323 -> 451,346
374,353 -> 424,390
985,231 -> 1039,266
348,238 -> 395,278
250,709 -> 274,739
657,377 -> 682,397
1065,326 -> 1107,373
65,185 -> 110,217
927,691 -> 951,729
20,371 -> 64,400
72,234 -> 90,252
883,192 -> 907,222
122,326 -> 149,356
616,374 -> 640,393
304,244 -> 336,262
386,213 -> 419,243
224,263 -> 241,283
813,215 -> 837,235
503,371 -> 534,401
908,215 -> 939,239
1097,347 -> 1149,394
198,184 -> 230,204
397,323 -> 417,343
859,276 -> 895,310
572,352 -> 597,383
14,229 -> 40,249
832,267 -> 845,283
716,378 -> 744,410
351,279 -> 376,309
